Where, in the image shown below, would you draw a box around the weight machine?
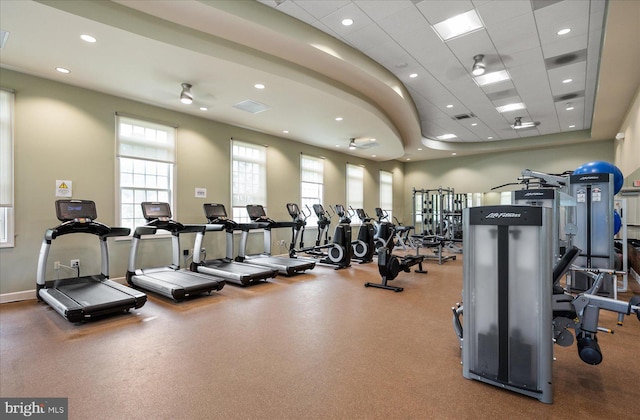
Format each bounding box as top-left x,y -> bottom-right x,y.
411,187 -> 462,263
451,205 -> 639,403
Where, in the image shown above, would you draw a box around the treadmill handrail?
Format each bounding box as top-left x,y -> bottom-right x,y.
45,220 -> 120,240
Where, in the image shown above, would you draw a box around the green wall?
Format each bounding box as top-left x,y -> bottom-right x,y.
402,140 -> 614,223
0,69 -> 403,295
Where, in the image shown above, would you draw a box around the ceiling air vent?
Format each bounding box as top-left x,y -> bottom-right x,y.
233,99 -> 271,114
452,113 -> 476,120
544,49 -> 586,70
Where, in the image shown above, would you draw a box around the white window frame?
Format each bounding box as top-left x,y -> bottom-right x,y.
116,114 -> 176,233
0,89 -> 15,248
379,170 -> 393,222
346,164 -> 364,223
231,139 -> 266,224
300,154 -> 324,227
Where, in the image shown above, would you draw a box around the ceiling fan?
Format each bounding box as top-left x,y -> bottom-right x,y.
348,137 -> 379,150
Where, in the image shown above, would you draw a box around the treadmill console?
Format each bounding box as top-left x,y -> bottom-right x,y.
246,204 -> 267,220
142,202 -> 171,221
203,203 -> 228,220
56,199 -> 97,222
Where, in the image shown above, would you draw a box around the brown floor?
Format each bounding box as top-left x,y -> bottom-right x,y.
1,253 -> 639,420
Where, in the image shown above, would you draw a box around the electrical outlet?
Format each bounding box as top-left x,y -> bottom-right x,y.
54,261 -> 61,270
71,259 -> 80,268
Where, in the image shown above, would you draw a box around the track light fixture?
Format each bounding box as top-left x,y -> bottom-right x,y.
511,116 -> 540,130
514,116 -> 522,127
180,83 -> 193,104
349,138 -> 357,150
471,54 -> 486,76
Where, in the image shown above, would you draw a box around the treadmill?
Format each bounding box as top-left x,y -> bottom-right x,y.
238,204 -> 316,276
126,202 -> 225,301
190,203 -> 278,286
36,199 -> 147,322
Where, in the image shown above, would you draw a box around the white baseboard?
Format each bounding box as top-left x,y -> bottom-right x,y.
0,289 -> 36,304
0,276 -> 128,304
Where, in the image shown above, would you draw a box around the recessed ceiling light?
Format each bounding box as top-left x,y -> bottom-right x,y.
474,70 -> 510,86
342,18 -> 354,26
436,134 -> 457,140
496,102 -> 526,113
406,158 -> 411,161
254,83 -> 265,89
569,125 -> 576,128
80,34 -> 96,43
565,104 -> 574,111
418,148 -> 423,151
488,136 -> 493,139
409,73 -> 418,78
370,138 -> 376,142
55,67 -> 70,74
335,145 -> 340,147
335,117 -> 343,121
199,107 -> 208,111
446,104 -> 454,108
283,130 -> 289,134
557,28 -> 571,36
432,10 -> 484,41
452,153 -> 457,156
562,78 -> 573,84
471,123 -> 478,126
371,154 -> 377,157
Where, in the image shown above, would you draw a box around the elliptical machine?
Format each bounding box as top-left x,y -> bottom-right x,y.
365,217 -> 427,292
333,204 -> 374,264
373,207 -> 395,251
286,203 -> 351,269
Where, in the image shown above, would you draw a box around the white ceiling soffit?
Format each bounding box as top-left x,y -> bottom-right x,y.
1,1 -> 638,162
0,0 -> 412,160
259,0 -> 640,160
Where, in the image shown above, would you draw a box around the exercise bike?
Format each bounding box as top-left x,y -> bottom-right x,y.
286,203 -> 352,270
365,223 -> 427,292
332,204 -> 374,264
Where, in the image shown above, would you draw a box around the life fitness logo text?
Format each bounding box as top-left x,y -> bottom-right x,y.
485,212 -> 521,219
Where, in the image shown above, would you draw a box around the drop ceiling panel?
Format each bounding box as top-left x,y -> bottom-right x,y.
260,0 -> 315,25
320,3 -> 374,35
547,62 -> 587,95
541,34 -> 589,59
355,0 -> 414,21
485,13 -> 540,56
534,1 -> 590,46
475,0 -> 532,27
344,24 -> 397,54
375,5 -> 431,39
294,0 -> 351,20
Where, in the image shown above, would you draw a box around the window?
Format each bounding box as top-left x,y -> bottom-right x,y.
0,89 -> 14,247
300,154 -> 324,227
379,170 -> 393,222
346,163 -> 364,214
231,140 -> 266,223
116,115 -> 176,232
